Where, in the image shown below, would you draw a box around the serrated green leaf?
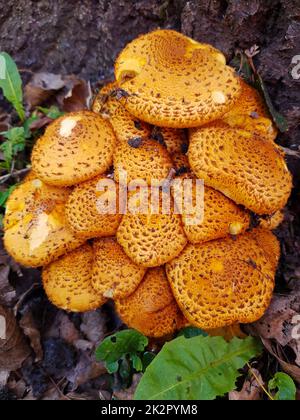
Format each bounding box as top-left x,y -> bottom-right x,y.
95,329 -> 148,364
0,52 -> 25,121
135,336 -> 262,400
268,372 -> 296,401
254,74 -> 288,133
0,127 -> 26,167
178,327 -> 208,339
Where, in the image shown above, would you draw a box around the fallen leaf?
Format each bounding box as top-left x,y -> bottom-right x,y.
45,312 -> 80,345
66,352 -> 106,390
80,310 -> 107,346
229,368 -> 264,400
58,76 -> 92,112
24,73 -> 65,109
0,305 -> 31,372
19,310 -> 43,362
113,374 -> 142,400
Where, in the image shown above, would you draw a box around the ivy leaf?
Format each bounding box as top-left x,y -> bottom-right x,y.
0,52 -> 25,121
95,329 -> 148,366
268,373 -> 296,401
135,336 -> 262,400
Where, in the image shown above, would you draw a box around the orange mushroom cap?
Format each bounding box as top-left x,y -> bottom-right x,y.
188,124 -> 292,214
43,244 -> 106,312
221,79 -> 277,142
115,267 -> 184,337
92,237 -> 146,299
166,232 -> 276,330
4,178 -> 84,267
115,29 -> 241,128
31,111 -> 116,186
117,189 -> 187,267
65,175 -> 123,239
93,82 -> 151,144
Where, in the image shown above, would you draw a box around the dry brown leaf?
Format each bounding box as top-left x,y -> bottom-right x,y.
80,310 -> 107,346
19,310 -> 43,362
66,352 -> 106,390
24,73 -> 66,108
229,368 -> 263,400
58,76 -> 92,112
113,374 -> 142,400
45,312 -> 80,345
0,305 -> 31,372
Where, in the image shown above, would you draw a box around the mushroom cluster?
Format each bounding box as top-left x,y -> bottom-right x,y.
4,30 -> 292,337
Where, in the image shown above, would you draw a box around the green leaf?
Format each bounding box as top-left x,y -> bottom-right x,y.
134,336 -> 262,400
0,185 -> 17,207
0,127 -> 26,167
178,327 -> 208,339
37,106 -> 64,120
0,52 -> 25,121
254,74 -> 288,133
131,354 -> 143,372
23,113 -> 39,139
106,361 -> 119,374
268,373 -> 296,401
142,352 -> 156,371
95,329 -> 148,364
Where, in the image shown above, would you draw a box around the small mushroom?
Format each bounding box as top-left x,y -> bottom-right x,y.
221,79 -> 277,142
115,267 -> 184,337
188,124 -> 292,214
114,29 -> 241,128
65,175 -> 123,239
173,175 -> 250,243
117,189 -> 187,267
43,244 -> 106,312
166,231 -> 276,329
92,237 -> 146,299
31,111 -> 116,186
93,82 -> 151,143
4,178 -> 84,267
113,138 -> 173,186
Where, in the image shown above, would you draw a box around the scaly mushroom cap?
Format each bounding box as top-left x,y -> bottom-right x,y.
188,125 -> 292,214
249,228 -> 280,270
115,267 -> 184,337
113,138 -> 173,186
4,179 -> 84,267
65,175 -> 123,239
31,111 -> 116,186
114,29 -> 241,128
117,190 -> 187,267
43,244 -> 106,312
173,176 -> 250,243
221,79 -> 277,142
259,210 -> 284,230
92,237 -> 146,299
93,82 -> 151,143
166,232 -> 276,329
155,127 -> 188,155
171,152 -> 190,173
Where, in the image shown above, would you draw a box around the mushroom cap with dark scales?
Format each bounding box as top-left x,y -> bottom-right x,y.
115,267 -> 184,337
221,79 -> 277,142
249,228 -> 280,270
188,125 -> 292,214
92,237 -> 146,299
65,175 -> 123,239
31,111 -> 116,187
3,179 -> 85,267
157,128 -> 188,155
259,210 -> 284,230
173,176 -> 250,243
114,29 -> 241,128
117,190 -> 187,267
93,82 -> 151,144
166,232 -> 275,330
43,244 -> 106,312
113,138 -> 173,186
